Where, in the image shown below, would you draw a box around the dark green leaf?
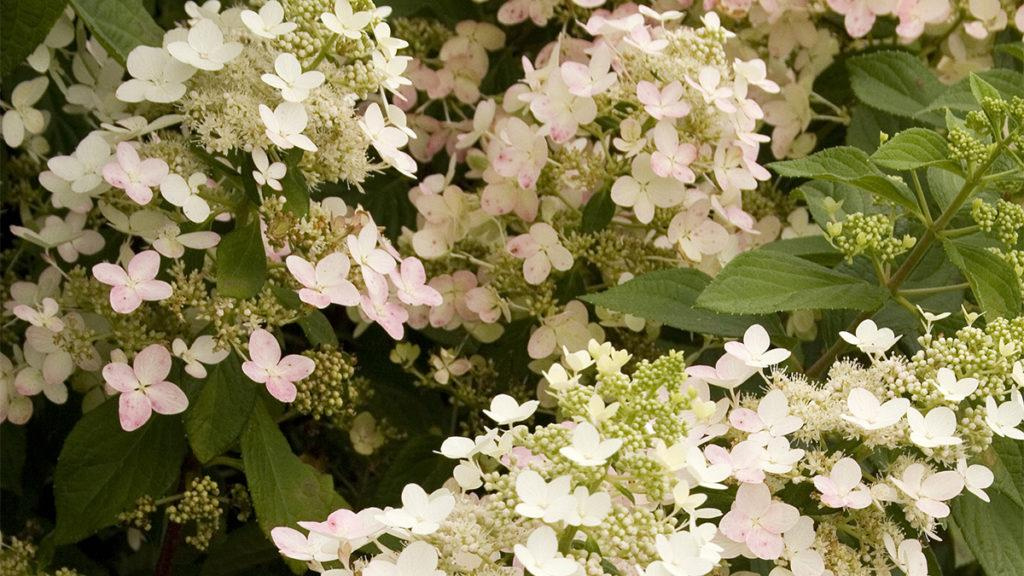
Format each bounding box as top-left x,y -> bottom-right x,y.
371,434 -> 453,506
581,268 -> 781,337
0,0 -> 67,76
952,489 -> 1024,576
871,128 -> 958,173
69,0 -> 163,64
770,146 -> 918,212
54,400 -> 186,544
846,104 -> 917,153
241,402 -> 345,536
217,222 -> 267,299
297,310 -> 338,347
201,523 -> 291,576
847,51 -> 943,118
943,239 -> 1022,319
581,188 -> 616,232
761,236 -> 843,267
696,250 -> 889,314
279,149 -> 310,217
185,353 -> 256,463
0,424 -> 27,493
990,435 -> 1024,506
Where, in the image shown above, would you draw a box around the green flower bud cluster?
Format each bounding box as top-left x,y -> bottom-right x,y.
293,346 -> 360,423
392,18 -> 452,57
972,199 -> 1024,247
117,495 -> 156,532
825,212 -> 915,263
948,128 -> 992,167
0,536 -> 82,576
166,476 -> 222,551
229,483 -> 253,522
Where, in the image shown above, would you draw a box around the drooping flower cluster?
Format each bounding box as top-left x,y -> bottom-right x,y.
274,316 -> 1023,575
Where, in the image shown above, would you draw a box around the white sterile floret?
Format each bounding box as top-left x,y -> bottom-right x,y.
160,172 -> 212,223
559,421 -> 622,466
933,367 -> 979,402
956,458 -> 994,502
985,390 -> 1024,440
167,19 -> 242,71
890,463 -> 964,518
321,0 -> 373,39
2,77 -> 49,148
117,46 -> 196,104
841,387 -> 910,430
261,53 -> 325,103
483,393 -> 539,425
839,319 -> 901,356
259,102 -> 317,151
884,535 -> 928,576
513,526 -> 580,576
251,148 -> 286,191
514,470 -> 574,522
240,1 -> 297,39
171,335 -> 229,379
724,324 -> 791,368
377,484 -> 455,535
363,541 -> 445,576
728,389 -> 803,438
906,406 -> 962,448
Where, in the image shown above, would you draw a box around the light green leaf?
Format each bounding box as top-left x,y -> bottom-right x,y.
798,181 -> 882,231
217,221 -> 267,299
969,73 -> 1004,107
920,69 -> 1024,115
241,402 -> 345,536
871,128 -> 958,173
695,250 -> 889,314
952,489 -> 1024,576
69,0 -> 163,64
770,147 -> 918,212
762,236 -> 843,267
580,268 -> 782,338
0,0 -> 67,76
54,400 -> 186,544
943,239 -> 1022,319
847,51 -> 943,118
185,353 -> 257,463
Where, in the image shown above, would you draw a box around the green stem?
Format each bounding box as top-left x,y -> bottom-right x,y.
898,282 -> 970,296
806,139 -> 1004,378
911,170 -> 932,225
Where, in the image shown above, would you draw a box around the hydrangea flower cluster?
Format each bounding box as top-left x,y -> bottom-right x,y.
274,317 -> 1024,576
386,7 -> 808,374
0,0 -> 431,433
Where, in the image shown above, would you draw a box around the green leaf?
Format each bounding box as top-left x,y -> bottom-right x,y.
371,434 -> 454,506
969,73 -> 1004,106
0,424 -> 26,494
241,402 -> 345,536
990,435 -> 1024,507
871,128 -> 958,173
942,239 -> 1022,319
581,268 -> 781,338
770,147 -> 918,212
798,181 -> 881,231
996,43 -> 1024,63
920,69 -> 1024,115
847,51 -> 943,118
279,149 -> 310,217
217,221 -> 267,299
695,250 -> 889,314
0,0 -> 67,76
68,0 -> 163,64
297,310 -> 338,347
581,188 -> 617,233
846,104 -> 917,153
185,353 -> 257,463
54,400 -> 186,544
761,236 -> 843,267
201,523 -> 290,576
952,489 -> 1024,576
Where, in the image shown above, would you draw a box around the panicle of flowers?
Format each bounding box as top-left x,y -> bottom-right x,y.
275,319 -> 1023,575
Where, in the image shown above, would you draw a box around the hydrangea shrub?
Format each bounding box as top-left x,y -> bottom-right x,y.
0,1 -> 1022,575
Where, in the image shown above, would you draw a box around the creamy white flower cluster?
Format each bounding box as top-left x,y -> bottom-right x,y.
274,318 -> 1024,576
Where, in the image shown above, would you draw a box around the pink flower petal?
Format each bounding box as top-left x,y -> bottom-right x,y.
248,328 -> 282,368
92,262 -> 129,286
265,377 -> 298,403
278,354 -> 315,381
102,362 -> 139,393
241,360 -> 269,384
134,279 -> 173,302
147,381 -> 188,415
127,250 -> 161,281
119,390 -> 153,432
134,344 -> 173,385
110,285 -> 143,313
